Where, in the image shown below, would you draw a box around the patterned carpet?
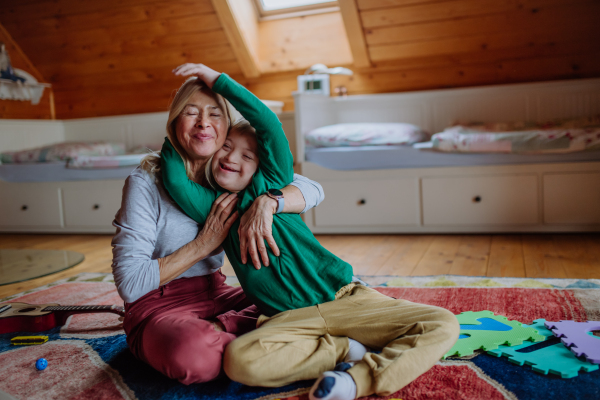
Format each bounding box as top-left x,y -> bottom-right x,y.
1,273 -> 599,400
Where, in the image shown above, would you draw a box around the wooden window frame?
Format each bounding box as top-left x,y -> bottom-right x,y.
253,0 -> 339,21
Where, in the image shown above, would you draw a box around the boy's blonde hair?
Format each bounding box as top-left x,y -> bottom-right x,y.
204,119 -> 256,189
140,77 -> 233,181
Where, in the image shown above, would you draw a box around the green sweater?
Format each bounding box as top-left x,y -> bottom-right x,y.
161,74 -> 353,317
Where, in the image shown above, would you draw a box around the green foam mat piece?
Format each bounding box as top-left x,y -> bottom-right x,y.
488,319 -> 599,378
443,311 -> 546,359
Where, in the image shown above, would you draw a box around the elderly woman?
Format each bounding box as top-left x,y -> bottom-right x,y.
111,71 -> 324,385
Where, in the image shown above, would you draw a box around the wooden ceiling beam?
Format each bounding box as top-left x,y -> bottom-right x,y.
338,0 -> 372,68
211,0 -> 260,78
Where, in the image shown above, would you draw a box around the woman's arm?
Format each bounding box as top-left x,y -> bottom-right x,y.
238,174 -> 325,269
288,173 -> 325,214
158,192 -> 238,285
112,170 -> 237,302
112,174 -> 162,303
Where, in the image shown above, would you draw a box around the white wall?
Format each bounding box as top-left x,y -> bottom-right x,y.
0,113 -> 169,154
0,107 -> 296,155
0,119 -> 65,153
63,112 -> 169,150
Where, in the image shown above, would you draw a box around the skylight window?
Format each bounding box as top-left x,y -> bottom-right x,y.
255,0 -> 338,20
261,0 -> 334,11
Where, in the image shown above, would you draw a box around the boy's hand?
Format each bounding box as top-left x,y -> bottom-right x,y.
173,63 -> 221,89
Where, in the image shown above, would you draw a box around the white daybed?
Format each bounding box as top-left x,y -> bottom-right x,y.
0,113 -> 169,233
0,103 -> 289,234
293,78 -> 600,233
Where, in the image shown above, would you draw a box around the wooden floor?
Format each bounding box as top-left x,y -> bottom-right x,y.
1,233 -> 599,299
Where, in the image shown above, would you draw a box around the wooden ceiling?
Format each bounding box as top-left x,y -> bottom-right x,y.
0,0 -> 599,120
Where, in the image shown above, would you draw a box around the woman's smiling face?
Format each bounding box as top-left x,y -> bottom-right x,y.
211,128 -> 259,193
175,90 -> 228,161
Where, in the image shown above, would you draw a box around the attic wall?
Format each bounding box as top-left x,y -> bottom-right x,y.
0,0 -> 243,119
0,23 -> 52,119
1,0 -> 598,119
247,0 -> 600,111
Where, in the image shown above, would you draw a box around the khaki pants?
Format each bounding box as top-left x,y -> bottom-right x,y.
223,284 -> 460,397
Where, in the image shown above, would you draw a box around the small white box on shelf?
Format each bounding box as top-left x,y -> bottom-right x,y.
297,74 -> 330,96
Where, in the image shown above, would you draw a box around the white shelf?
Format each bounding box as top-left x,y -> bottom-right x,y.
0,78 -> 51,105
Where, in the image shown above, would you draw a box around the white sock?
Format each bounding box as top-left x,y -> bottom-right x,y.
345,338 -> 368,363
309,371 -> 357,400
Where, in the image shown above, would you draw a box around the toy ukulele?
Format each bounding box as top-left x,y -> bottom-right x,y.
0,302 -> 125,334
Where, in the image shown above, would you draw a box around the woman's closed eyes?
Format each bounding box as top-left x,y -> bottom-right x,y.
182,106 -> 222,121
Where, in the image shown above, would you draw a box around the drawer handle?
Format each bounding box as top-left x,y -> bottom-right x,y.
472,196 -> 482,203
21,205 -> 28,211
357,199 -> 366,206
93,204 -> 100,210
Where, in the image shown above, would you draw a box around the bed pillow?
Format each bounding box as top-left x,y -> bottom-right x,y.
0,142 -> 126,163
305,123 -> 429,148
455,115 -> 600,132
428,124 -> 600,153
67,154 -> 147,169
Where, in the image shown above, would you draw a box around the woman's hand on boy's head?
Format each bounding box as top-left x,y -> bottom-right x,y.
173,63 -> 221,89
238,195 -> 281,270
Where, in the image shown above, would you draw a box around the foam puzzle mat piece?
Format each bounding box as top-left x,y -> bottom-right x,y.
488,319 -> 599,378
545,320 -> 600,364
444,311 -> 546,359
452,310 -> 491,325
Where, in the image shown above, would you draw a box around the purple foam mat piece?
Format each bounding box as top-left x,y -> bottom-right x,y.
545,320 -> 600,364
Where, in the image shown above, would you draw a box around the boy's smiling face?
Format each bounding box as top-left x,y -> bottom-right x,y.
211,128 -> 259,192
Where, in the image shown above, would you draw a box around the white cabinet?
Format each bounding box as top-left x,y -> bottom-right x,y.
544,172 -> 600,224
0,184 -> 62,228
301,161 -> 600,233
62,181 -> 124,228
314,178 -> 418,227
0,179 -> 125,233
422,175 -> 539,226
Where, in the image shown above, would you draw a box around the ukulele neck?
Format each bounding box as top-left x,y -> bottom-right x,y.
43,305 -> 122,315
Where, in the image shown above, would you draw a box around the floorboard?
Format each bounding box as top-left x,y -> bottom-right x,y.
1,233 -> 598,298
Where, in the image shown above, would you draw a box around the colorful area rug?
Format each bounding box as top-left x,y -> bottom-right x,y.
1,273 -> 599,400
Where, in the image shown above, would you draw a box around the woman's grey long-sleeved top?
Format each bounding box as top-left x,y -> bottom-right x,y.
111,166 -> 324,304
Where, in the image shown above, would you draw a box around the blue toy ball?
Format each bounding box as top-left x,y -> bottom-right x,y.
35,358 -> 48,371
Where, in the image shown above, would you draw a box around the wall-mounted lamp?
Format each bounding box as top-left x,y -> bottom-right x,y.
297,64 -> 353,96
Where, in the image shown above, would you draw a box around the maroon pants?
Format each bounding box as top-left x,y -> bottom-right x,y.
123,271 -> 259,385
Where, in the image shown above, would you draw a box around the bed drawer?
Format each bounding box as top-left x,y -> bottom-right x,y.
422,175 -> 538,226
314,178 -> 418,227
544,172 -> 600,224
62,182 -> 124,228
0,183 -> 62,227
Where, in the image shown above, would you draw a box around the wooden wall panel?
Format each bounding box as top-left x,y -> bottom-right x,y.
0,23 -> 52,119
1,0 -> 599,119
247,0 -> 600,112
0,0 -> 243,119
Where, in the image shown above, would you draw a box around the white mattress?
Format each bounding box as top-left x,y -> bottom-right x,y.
0,162 -> 137,182
305,146 -> 600,171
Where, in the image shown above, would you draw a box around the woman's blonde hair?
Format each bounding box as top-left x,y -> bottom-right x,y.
204,119 -> 256,190
140,77 -> 233,182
